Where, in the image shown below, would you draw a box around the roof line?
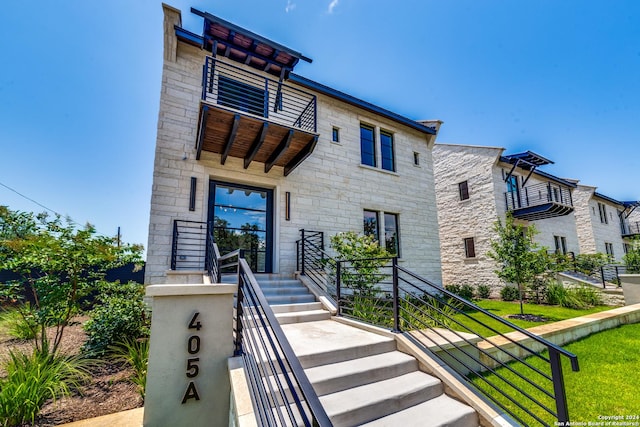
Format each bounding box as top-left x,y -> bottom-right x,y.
593,192 -> 624,206
191,8 -> 312,64
289,74 -> 436,135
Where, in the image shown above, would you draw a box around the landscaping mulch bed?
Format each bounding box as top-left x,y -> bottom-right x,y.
0,318 -> 143,426
506,313 -> 548,322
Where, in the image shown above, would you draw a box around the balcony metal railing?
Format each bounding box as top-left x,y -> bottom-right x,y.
171,220 -> 207,270
622,221 -> 640,237
202,56 -> 317,133
505,182 -> 573,212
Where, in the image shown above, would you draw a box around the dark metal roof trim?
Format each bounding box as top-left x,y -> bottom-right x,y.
289,74 -> 437,135
176,26 -> 204,46
191,8 -> 312,64
593,192 -> 624,206
622,201 -> 640,208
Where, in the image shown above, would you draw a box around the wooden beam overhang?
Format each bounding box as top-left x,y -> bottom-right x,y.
221,114 -> 241,165
265,130 -> 293,173
195,103 -> 319,176
244,122 -> 269,169
284,135 -> 318,176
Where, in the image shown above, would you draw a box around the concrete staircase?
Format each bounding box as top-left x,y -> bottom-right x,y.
276,319 -> 479,427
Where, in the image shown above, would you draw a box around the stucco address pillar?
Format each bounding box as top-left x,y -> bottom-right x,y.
143,284 -> 237,427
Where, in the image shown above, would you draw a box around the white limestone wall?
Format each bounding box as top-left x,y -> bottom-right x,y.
573,185 -> 597,254
530,213 -> 580,255
433,144 -> 504,291
145,6 -> 442,284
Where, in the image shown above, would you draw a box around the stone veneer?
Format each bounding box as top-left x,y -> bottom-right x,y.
433,143 -> 580,293
145,5 -> 442,285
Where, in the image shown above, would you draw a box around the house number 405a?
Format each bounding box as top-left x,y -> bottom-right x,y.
182,312 -> 202,404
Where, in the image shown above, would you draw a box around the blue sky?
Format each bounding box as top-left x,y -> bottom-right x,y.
1,1 -> 639,252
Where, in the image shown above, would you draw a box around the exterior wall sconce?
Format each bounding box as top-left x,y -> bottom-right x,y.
285,191 -> 291,221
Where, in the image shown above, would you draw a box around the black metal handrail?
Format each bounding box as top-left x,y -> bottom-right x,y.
297,229 -> 579,426
505,182 -> 573,211
202,56 -> 317,133
217,249 -> 331,426
170,220 -> 208,270
597,264 -> 626,287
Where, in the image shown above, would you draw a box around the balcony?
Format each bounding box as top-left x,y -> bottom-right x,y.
505,182 -> 574,221
622,221 -> 640,238
195,56 -> 318,176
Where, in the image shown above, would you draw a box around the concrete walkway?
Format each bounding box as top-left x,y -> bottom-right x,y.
59,408 -> 143,427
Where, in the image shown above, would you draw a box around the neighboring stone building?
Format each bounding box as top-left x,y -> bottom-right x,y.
573,185 -> 639,262
145,5 -> 443,285
433,144 -> 579,291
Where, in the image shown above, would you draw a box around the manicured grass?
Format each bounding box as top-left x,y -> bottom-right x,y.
450,300 -> 613,336
471,323 -> 640,425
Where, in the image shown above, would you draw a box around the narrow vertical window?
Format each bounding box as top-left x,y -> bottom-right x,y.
380,130 -> 395,172
464,237 -> 476,258
360,124 -> 376,167
554,236 -> 567,255
458,180 -> 470,201
332,126 -> 340,143
384,213 -> 399,256
413,152 -> 420,166
605,242 -> 614,259
363,210 -> 379,242
598,203 -> 608,224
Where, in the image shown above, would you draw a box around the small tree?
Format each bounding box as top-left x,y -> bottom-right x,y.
329,231 -> 392,294
0,207 -> 143,355
624,237 -> 640,274
488,213 -> 541,315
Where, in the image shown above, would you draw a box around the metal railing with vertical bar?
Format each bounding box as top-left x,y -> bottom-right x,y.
211,246 -> 331,426
297,229 -> 580,426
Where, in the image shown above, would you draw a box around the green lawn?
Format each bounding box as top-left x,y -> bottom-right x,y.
471,322 -> 640,425
450,300 -> 613,336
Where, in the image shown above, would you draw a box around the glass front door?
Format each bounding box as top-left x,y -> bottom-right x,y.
209,181 -> 273,273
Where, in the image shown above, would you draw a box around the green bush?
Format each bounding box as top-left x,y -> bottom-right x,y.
624,238 -> 640,274
546,282 -> 568,306
574,253 -> 608,276
83,281 -> 148,356
110,338 -> 149,400
444,284 -> 475,301
546,282 -> 602,309
0,349 -> 90,426
476,284 -> 491,299
0,305 -> 37,340
500,286 -> 520,302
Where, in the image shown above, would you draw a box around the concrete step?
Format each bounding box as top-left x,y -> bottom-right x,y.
320,371 -> 443,426
281,320 -> 397,369
262,287 -> 312,296
276,309 -> 331,325
267,294 -> 317,305
257,279 -> 307,287
271,302 -> 323,313
305,350 -> 418,396
361,394 -> 478,427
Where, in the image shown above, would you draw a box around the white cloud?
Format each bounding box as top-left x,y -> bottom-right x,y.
285,0 -> 296,12
328,0 -> 339,13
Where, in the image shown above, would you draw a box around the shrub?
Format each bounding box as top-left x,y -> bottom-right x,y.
569,285 -> 602,307
0,349 -> 90,426
445,284 -> 474,301
110,338 -> 149,400
400,295 -> 460,330
574,253 -> 608,276
624,238 -> 640,274
83,281 -> 148,356
476,284 -> 491,299
546,282 -> 568,306
546,282 -> 602,309
500,286 -> 520,302
0,305 -> 37,340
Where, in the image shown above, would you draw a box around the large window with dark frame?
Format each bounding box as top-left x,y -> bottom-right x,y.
598,202 -> 608,224
360,124 -> 376,167
554,235 -> 567,255
463,237 -> 476,258
380,130 -> 395,172
363,210 -> 400,256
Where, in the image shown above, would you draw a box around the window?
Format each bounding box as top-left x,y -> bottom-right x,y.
332,127 -> 340,143
363,210 -> 400,256
624,243 -> 631,254
554,235 -> 567,255
360,125 -> 376,167
217,76 -> 266,117
598,202 -> 608,224
458,180 -> 470,201
363,210 -> 379,242
605,242 -> 614,259
464,237 -> 476,258
413,152 -> 420,166
384,213 -> 399,256
380,130 -> 395,172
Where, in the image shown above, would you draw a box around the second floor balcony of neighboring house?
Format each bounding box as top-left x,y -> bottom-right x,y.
501,151 -> 575,221
183,9 -> 319,176
621,201 -> 640,238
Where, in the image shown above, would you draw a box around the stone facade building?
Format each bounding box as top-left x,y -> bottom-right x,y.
433,144 -> 580,291
144,5 -> 443,285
